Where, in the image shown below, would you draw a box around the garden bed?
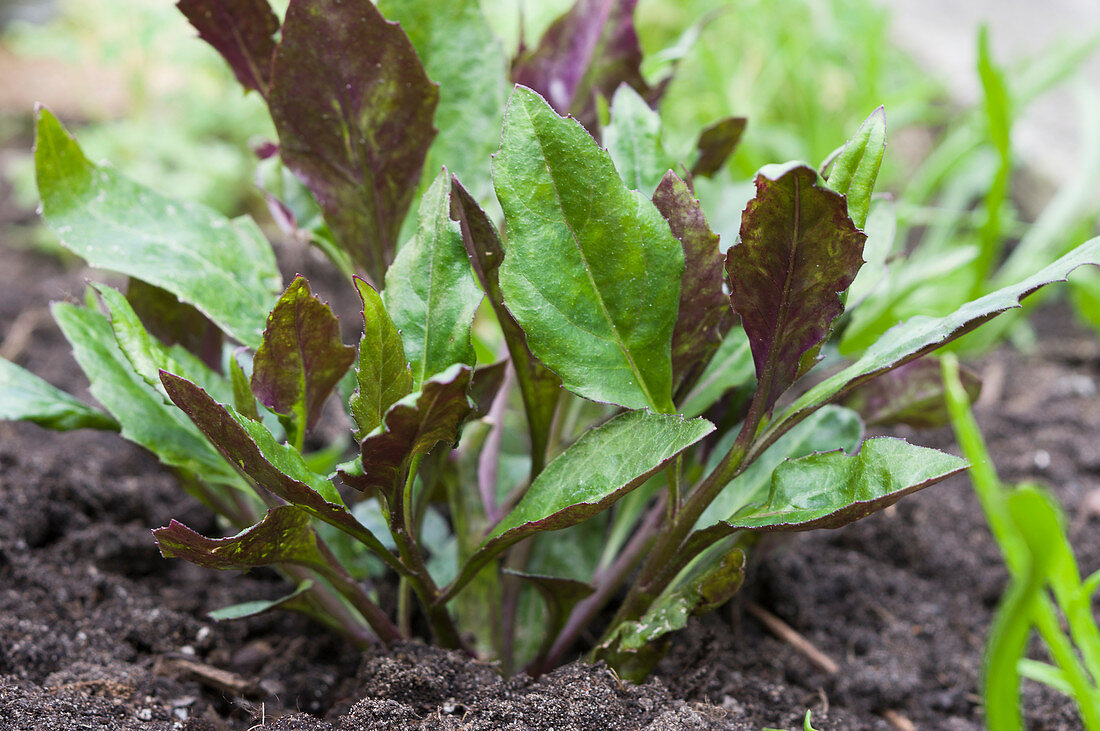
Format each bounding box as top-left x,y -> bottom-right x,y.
2,228 -> 1098,729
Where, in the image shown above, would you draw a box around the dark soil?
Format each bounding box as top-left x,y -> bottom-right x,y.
2,230 -> 1099,729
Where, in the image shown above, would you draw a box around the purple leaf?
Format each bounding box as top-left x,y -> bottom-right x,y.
726,164 -> 866,412
268,0 -> 439,284
161,371 -> 401,571
177,0 -> 279,96
469,360 -> 508,419
250,276 -> 355,432
154,505 -> 326,571
652,171 -> 727,389
512,0 -> 651,131
842,356 -> 982,428
690,117 -> 746,178
450,175 -> 560,463
342,364 -> 473,501
126,278 -> 223,370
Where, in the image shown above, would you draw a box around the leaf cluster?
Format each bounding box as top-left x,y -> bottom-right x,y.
3,0 -> 1099,679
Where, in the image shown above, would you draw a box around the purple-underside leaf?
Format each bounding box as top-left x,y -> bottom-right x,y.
765,237 -> 1100,452
437,410 -> 714,603
342,364 -> 474,501
842,356 -> 982,428
154,505 -> 327,571
177,0 -> 279,96
652,171 -> 728,390
251,276 -> 355,431
348,277 -> 414,441
512,0 -> 650,131
450,175 -> 560,457
469,360 -> 508,419
268,0 -> 439,284
691,117 -> 747,178
126,279 -> 223,370
726,164 -> 866,413
160,371 -> 401,571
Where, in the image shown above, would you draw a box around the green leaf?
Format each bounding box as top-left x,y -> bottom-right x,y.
726,164 -> 866,414
160,371 -> 401,571
0,357 -> 117,431
208,580 -> 314,622
604,84 -> 669,194
451,175 -> 560,471
52,303 -> 240,485
767,238 -> 1100,451
342,364 -> 473,501
652,171 -> 727,389
94,284 -> 231,405
823,106 -> 886,229
268,0 -> 439,284
349,277 -> 414,440
377,0 -> 506,202
440,410 -> 714,601
35,107 -> 281,349
696,405 -> 863,530
505,569 -> 594,666
154,505 -> 327,571
495,86 -> 683,413
720,438 -> 966,532
384,170 -> 483,386
250,276 -> 356,433
690,117 -> 746,178
229,350 -> 260,422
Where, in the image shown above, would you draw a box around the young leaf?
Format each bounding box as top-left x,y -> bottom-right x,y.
268,0 -> 439,284
35,108 -> 282,349
765,238 -> 1100,452
250,276 -> 356,433
229,350 -> 260,422
0,357 -> 118,431
384,170 -> 483,386
718,438 -> 966,532
823,106 -> 886,229
598,546 -> 745,680
450,175 -> 560,470
155,505 -> 327,571
690,117 -> 747,178
512,0 -> 652,130
604,84 -> 668,194
53,303 -> 241,485
842,356 -> 982,428
341,364 -> 473,500
177,0 -> 279,97
209,580 -> 314,622
160,371 -> 401,571
726,164 -> 866,413
495,86 -> 683,413
439,410 -> 714,601
377,0 -> 506,201
652,171 -> 727,389
349,277 -> 414,441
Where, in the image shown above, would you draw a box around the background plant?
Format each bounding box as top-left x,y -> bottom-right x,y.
2,0 -> 1100,681
944,354 -> 1100,728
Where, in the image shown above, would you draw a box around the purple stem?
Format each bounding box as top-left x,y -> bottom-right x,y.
478,364 -> 514,525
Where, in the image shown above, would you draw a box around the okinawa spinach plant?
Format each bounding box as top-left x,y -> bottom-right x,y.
3,0 -> 1100,679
